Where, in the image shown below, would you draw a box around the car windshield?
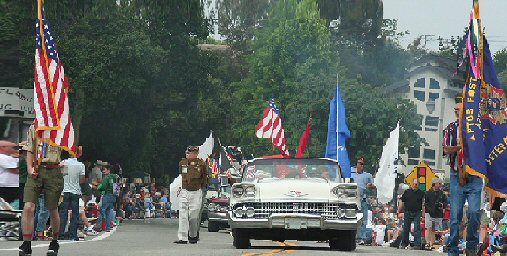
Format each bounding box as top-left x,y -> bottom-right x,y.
242,158 -> 341,182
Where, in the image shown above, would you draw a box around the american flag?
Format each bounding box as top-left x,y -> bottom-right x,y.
255,99 -> 290,156
245,165 -> 256,180
34,3 -> 76,156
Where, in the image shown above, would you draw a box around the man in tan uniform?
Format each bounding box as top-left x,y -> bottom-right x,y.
174,146 -> 207,244
19,124 -> 64,256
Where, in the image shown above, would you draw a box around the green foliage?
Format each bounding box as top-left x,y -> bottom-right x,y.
1,0 -> 422,178
224,0 -> 421,170
228,0 -> 339,158
494,48 -> 507,86
341,82 -> 422,167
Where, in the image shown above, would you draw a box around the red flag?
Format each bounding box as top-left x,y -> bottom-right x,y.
296,117 -> 312,158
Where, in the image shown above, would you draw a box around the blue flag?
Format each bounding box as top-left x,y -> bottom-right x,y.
463,38 -> 507,194
325,84 -> 352,178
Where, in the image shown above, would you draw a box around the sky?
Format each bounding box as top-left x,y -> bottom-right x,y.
383,0 -> 507,53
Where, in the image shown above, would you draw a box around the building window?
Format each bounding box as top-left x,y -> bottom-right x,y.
408,159 -> 419,165
408,146 -> 420,159
425,116 -> 439,127
425,127 -> 438,132
427,161 -> 435,166
430,78 -> 440,89
424,149 -> 436,160
429,92 -> 439,101
414,90 -> 425,101
414,78 -> 425,88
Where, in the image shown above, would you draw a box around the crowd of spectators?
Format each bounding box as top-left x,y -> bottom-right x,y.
32,159 -> 175,241
358,176 -> 507,255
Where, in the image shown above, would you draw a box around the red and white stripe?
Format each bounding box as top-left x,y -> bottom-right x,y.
34,50 -> 76,155
255,106 -> 290,156
34,48 -> 58,130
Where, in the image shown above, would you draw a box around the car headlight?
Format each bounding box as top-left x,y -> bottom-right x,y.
246,207 -> 255,218
232,186 -> 245,198
344,209 -> 356,218
234,205 -> 246,218
332,184 -> 358,199
336,208 -> 345,218
244,186 -> 256,197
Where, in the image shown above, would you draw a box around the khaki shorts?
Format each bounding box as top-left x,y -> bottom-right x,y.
23,167 -> 64,210
425,213 -> 443,231
480,209 -> 489,225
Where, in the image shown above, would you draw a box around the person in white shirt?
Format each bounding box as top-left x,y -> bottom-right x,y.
58,146 -> 85,241
0,140 -> 19,203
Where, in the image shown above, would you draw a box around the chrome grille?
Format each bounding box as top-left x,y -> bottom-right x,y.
250,202 -> 339,219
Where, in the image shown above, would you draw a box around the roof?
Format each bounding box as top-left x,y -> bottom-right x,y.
386,54 -> 465,93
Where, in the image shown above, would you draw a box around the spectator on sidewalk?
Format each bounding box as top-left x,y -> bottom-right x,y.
58,146 -> 85,241
424,178 -> 447,250
398,178 -> 425,250
35,194 -> 50,240
95,163 -> 116,232
0,140 -> 19,204
351,156 -> 376,245
79,197 -> 98,236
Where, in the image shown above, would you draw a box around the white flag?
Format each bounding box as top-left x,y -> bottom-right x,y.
169,175 -> 182,211
198,131 -> 214,161
374,122 -> 400,204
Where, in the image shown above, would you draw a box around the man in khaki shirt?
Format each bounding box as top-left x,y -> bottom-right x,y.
175,146 -> 207,244
19,124 -> 64,256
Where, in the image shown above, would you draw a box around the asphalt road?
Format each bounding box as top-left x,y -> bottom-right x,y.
0,218 -> 441,256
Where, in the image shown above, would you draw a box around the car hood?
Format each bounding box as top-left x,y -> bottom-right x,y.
255,179 -> 332,201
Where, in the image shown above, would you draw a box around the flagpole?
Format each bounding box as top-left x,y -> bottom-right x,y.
336,73 -> 340,179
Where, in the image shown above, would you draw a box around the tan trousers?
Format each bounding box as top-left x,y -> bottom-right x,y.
178,189 -> 202,241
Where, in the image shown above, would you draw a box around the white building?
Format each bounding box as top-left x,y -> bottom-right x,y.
0,87 -> 34,142
388,55 -> 463,180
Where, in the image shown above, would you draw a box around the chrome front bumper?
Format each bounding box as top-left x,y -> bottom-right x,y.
229,212 -> 362,230
208,211 -> 229,223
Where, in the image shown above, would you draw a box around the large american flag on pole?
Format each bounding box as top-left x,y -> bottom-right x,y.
255,99 -> 290,156
34,0 -> 76,156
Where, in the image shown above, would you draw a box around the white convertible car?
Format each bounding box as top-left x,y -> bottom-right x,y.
229,158 -> 362,251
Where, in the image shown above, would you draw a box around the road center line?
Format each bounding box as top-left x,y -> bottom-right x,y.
242,241 -> 298,256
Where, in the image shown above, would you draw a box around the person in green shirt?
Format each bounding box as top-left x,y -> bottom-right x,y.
96,163 -> 116,232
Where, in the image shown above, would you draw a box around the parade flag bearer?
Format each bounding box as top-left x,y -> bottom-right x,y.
19,0 -> 78,254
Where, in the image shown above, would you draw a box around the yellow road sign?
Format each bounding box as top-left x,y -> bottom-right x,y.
404,161 -> 438,191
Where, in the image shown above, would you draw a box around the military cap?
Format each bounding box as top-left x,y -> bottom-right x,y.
186,146 -> 199,153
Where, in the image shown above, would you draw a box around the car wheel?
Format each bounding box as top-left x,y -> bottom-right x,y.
208,221 -> 220,232
329,230 -> 357,251
232,229 -> 250,249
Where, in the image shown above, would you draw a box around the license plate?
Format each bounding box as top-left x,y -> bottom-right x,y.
285,218 -> 302,229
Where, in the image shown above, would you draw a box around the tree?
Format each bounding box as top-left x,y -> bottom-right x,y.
227,0 -> 339,157
494,48 -> 507,86
226,0 -> 421,169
